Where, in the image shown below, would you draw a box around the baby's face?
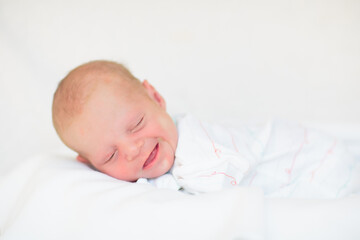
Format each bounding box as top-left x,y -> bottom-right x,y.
64,80 -> 178,181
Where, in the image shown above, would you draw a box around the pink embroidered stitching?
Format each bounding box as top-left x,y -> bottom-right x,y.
248,172 -> 257,186
199,120 -> 221,158
284,128 -> 308,184
310,139 -> 337,182
200,171 -> 237,185
229,131 -> 240,153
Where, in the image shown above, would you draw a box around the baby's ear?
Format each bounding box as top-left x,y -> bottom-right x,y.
76,155 -> 90,164
142,80 -> 166,109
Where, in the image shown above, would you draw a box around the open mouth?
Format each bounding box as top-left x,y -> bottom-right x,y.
143,143 -> 159,169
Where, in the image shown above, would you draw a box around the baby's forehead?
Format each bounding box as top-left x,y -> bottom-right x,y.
80,79 -> 146,118
92,75 -> 144,99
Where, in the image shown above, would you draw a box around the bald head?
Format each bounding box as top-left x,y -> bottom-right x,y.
52,60 -> 142,144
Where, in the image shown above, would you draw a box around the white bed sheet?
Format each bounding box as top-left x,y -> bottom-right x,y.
0,154 -> 264,240
0,150 -> 359,240
1,123 -> 359,239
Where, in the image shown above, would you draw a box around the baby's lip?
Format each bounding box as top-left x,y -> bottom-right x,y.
143,143 -> 159,169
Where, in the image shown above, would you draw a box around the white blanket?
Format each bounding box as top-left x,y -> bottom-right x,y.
0,154 -> 264,240
171,114 -> 360,197
1,154 -> 360,239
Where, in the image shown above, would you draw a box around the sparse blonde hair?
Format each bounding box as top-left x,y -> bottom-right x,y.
52,60 -> 141,142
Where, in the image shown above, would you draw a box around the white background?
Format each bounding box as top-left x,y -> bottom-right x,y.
0,0 -> 359,173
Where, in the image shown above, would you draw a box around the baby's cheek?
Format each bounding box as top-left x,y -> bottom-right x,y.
163,143 -> 176,169
101,164 -> 129,181
119,167 -> 139,182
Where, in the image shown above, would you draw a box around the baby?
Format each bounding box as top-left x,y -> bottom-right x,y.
52,60 -> 178,182
53,60 -> 360,197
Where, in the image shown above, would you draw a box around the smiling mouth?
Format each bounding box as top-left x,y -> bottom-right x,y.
143,143 -> 159,169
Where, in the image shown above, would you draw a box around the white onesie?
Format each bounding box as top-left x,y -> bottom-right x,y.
139,114 -> 360,198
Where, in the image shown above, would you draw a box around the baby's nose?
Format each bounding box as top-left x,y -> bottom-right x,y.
123,139 -> 144,162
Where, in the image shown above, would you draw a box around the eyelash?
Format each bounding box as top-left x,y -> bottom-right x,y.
105,150 -> 117,164
133,116 -> 144,131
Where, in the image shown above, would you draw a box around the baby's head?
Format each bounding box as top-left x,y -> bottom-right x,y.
52,60 -> 178,181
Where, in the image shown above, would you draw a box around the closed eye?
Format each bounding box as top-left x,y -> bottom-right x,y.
131,116 -> 144,132
105,150 -> 117,164
136,116 -> 143,127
